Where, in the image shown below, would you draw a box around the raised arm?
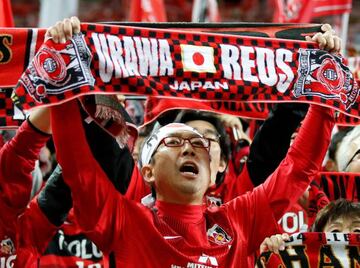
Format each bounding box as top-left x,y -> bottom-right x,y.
51,99 -> 128,253
262,105 -> 334,219
224,25 -> 339,251
0,107 -> 51,212
227,105 -> 334,254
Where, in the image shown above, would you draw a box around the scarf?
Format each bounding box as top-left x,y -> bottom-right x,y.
1,23 -> 359,128
256,232 -> 360,267
315,171 -> 360,202
143,96 -> 360,126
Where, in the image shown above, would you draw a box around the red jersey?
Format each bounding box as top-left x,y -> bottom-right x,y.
16,202 -> 110,268
16,111 -> 142,267
52,101 -> 334,267
0,120 -> 50,267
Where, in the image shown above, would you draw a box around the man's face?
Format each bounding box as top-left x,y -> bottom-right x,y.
142,130 -> 211,205
323,216 -> 360,233
185,120 -> 226,186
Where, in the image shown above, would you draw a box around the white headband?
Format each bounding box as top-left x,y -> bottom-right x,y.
140,123 -> 202,166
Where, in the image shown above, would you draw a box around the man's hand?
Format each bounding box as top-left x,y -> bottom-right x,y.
219,114 -> 251,143
45,16 -> 81,43
305,24 -> 341,53
260,233 -> 290,254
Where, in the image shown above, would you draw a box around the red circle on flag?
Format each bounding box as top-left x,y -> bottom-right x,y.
192,52 -> 205,65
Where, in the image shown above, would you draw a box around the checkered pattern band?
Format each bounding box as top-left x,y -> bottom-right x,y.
0,87 -> 25,129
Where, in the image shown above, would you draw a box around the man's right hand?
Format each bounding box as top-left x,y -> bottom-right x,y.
45,16 -> 81,44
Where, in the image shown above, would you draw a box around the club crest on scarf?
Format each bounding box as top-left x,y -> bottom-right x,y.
294,49 -> 359,110
18,33 -> 95,102
207,224 -> 232,245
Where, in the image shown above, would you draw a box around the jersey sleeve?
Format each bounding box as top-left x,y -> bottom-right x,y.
51,99 -> 126,254
15,198 -> 58,267
226,105 -> 334,252
0,120 -> 50,212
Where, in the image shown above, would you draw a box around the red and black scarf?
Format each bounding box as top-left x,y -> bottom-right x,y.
257,232 -> 360,267
0,23 -> 359,128
315,171 -> 360,202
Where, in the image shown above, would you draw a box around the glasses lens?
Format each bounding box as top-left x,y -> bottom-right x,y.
190,137 -> 209,148
163,136 -> 183,147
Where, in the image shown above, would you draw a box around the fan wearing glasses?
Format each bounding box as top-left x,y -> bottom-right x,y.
51,100 -> 335,267
48,17 -> 339,267
173,110 -> 231,206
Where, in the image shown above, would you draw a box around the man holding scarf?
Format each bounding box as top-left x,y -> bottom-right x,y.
47,16 -> 339,267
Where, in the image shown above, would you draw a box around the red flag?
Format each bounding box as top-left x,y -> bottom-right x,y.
128,0 -> 167,22
0,0 -> 14,27
273,0 -> 353,23
273,0 -> 315,23
312,0 -> 352,18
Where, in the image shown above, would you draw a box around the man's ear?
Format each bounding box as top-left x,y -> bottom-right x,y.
141,165 -> 155,185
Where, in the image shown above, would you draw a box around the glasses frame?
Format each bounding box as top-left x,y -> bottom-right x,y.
160,136 -> 211,149
203,134 -> 221,144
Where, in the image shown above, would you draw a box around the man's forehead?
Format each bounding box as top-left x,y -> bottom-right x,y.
166,130 -> 202,137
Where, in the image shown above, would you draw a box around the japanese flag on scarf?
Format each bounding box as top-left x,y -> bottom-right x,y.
181,44 -> 216,73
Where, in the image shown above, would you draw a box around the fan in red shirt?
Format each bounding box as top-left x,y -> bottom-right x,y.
15,97 -> 137,268
52,97 -> 334,267
47,16 -> 337,267
0,107 -> 51,268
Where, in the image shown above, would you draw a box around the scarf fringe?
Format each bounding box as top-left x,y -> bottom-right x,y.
94,95 -> 130,148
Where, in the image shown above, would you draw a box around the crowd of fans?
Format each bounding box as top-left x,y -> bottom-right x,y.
0,16 -> 359,268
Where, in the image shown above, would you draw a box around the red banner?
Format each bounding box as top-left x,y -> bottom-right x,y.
1,23 -> 359,128
273,0 -> 315,23
273,0 -> 353,23
143,97 -> 270,125
0,28 -> 46,87
312,0 -> 352,18
315,171 -> 360,202
129,0 -> 167,22
0,0 -> 14,27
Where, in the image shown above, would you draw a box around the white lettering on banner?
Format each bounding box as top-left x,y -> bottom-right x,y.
276,49 -> 294,93
170,80 -> 229,91
241,46 -> 258,83
220,44 -> 294,92
57,230 -> 103,259
92,33 -> 173,82
0,255 -> 16,268
279,211 -> 305,234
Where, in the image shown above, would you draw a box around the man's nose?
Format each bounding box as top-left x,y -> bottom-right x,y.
181,140 -> 196,155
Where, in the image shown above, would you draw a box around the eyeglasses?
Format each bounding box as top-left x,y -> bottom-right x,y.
204,134 -> 221,143
160,136 -> 211,149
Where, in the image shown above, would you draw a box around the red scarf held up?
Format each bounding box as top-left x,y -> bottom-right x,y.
12,23 -> 359,118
